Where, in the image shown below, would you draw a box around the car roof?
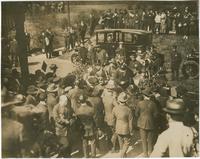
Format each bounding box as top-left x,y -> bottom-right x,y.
95,29 -> 151,35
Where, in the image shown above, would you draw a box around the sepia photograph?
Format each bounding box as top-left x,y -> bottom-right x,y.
1,0 -> 199,158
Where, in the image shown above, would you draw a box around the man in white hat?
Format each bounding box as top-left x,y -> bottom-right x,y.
151,99 -> 195,157
112,92 -> 133,157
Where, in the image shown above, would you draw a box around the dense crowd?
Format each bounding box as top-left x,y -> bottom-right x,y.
96,6 -> 198,36
2,38 -> 199,157
1,2 -> 199,158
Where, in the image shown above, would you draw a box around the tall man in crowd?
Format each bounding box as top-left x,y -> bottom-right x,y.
136,87 -> 158,157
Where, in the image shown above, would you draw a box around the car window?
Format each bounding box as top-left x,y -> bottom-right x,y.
106,33 -> 114,43
124,33 -> 132,43
97,33 -> 104,43
116,32 -> 122,42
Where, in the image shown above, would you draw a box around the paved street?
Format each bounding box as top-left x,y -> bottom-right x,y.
27,52 -> 76,77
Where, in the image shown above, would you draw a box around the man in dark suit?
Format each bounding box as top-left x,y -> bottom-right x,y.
135,87 -> 158,157
171,45 -> 182,80
79,21 -> 87,44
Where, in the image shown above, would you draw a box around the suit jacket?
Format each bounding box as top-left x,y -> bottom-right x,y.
2,118 -> 24,157
136,98 -> 158,130
112,104 -> 133,135
87,96 -> 105,129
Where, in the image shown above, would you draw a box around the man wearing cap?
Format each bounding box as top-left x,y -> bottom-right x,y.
151,99 -> 195,157
171,45 -> 182,80
135,87 -> 158,157
53,95 -> 73,157
112,92 -> 133,157
76,94 -> 96,158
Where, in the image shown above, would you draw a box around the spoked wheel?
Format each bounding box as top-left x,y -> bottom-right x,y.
182,60 -> 199,79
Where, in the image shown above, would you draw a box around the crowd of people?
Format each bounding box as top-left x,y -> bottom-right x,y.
2,38 -> 199,158
96,6 -> 198,36
1,2 -> 199,158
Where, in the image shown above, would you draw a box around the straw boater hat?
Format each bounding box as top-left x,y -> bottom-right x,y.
47,83 -> 58,93
163,99 -> 185,114
117,92 -> 128,103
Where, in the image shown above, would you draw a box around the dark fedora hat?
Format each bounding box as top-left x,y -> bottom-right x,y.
163,99 -> 185,114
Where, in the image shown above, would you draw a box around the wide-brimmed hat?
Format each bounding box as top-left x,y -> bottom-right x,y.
26,85 -> 39,95
2,94 -> 26,108
118,92 -> 128,103
49,64 -> 58,70
163,99 -> 185,114
47,83 -> 58,93
105,80 -> 116,89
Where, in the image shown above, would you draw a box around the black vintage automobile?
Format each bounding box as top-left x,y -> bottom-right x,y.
71,29 -> 152,64
95,29 -> 152,56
